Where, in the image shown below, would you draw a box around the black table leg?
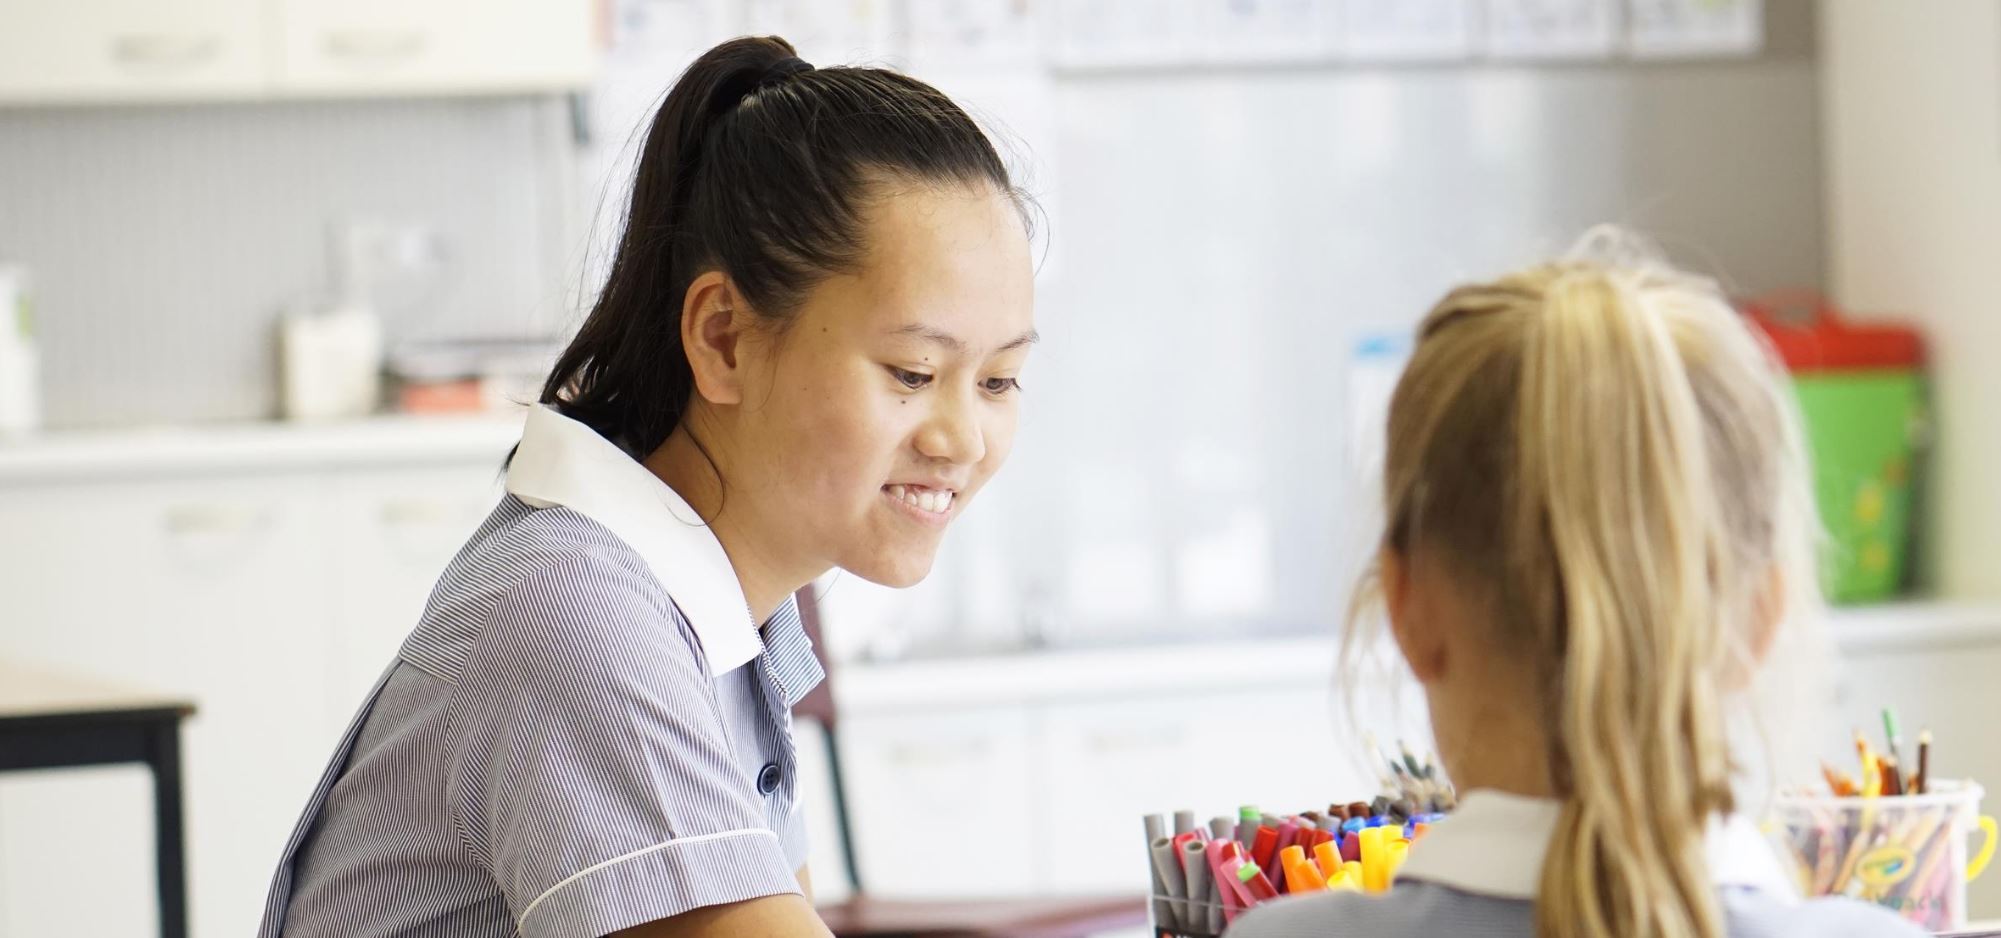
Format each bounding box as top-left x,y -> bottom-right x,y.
147,719 -> 189,938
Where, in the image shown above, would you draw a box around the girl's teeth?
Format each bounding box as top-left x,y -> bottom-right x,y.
889,485 -> 952,514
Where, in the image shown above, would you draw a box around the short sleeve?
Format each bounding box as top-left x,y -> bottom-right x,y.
446,548 -> 801,938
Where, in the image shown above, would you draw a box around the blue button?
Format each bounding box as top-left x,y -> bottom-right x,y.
757,762 -> 782,795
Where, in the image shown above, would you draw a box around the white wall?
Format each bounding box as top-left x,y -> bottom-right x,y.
1819,0 -> 2001,599
822,1 -> 1831,657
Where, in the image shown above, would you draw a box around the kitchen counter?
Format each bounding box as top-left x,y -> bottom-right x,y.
830,600 -> 2001,713
0,413 -> 525,483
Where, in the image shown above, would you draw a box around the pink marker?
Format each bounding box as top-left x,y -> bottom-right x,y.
1205,839 -> 1247,923
1269,820 -> 1303,891
1219,854 -> 1276,907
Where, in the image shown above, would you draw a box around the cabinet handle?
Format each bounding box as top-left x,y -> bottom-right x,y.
885,739 -> 992,767
1084,726 -> 1187,754
378,498 -> 462,528
323,30 -> 429,64
161,502 -> 276,572
163,503 -> 270,536
111,34 -> 222,70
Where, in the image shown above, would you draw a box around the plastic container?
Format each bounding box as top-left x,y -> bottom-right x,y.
1743,293 -> 1927,603
1765,780 -> 1996,930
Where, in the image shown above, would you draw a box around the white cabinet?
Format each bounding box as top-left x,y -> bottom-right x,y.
1037,697 -> 1227,895
1034,688 -> 1365,894
0,473 -> 337,938
839,706 -> 1041,896
0,416 -> 523,936
825,643 -> 1438,900
322,465 -> 501,734
272,0 -> 597,97
832,685 -> 1383,897
0,0 -> 269,103
0,0 -> 596,105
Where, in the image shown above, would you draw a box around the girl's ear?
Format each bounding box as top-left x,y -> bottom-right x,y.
682,271 -> 748,406
1382,548 -> 1449,683
1744,563 -> 1788,671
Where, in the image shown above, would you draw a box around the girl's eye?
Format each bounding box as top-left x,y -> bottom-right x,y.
983,377 -> 1022,395
889,367 -> 933,390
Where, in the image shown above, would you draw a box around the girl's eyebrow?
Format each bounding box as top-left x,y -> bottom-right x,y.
888,323 -> 1040,354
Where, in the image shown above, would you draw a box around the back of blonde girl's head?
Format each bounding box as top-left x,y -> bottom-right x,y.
1367,229 -> 1819,938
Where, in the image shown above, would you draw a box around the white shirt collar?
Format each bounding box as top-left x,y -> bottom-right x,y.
505,404 -> 764,675
1397,788 -> 1800,903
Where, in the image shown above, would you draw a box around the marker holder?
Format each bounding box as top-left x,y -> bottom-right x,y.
1148,894 -> 1229,938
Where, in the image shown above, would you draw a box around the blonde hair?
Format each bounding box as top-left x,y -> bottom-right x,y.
1358,230 -> 1819,938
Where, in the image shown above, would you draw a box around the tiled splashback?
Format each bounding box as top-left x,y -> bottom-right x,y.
0,95 -> 582,427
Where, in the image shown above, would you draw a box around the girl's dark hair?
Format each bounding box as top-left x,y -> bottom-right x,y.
543,35 -> 1025,459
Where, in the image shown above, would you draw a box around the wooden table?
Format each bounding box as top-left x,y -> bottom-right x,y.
0,661 -> 195,938
815,895 -> 1151,938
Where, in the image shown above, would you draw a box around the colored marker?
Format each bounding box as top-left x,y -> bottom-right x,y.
1206,839 -> 1246,925
1183,837 -> 1221,934
1226,856 -> 1279,903
1250,825 -> 1278,870
1280,844 -> 1324,893
1143,816 -> 1169,929
1269,820 -> 1303,890
1314,840 -> 1342,876
1359,826 -> 1389,893
1150,835 -> 1188,932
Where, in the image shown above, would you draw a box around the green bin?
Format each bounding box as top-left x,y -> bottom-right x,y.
1745,295 -> 1927,604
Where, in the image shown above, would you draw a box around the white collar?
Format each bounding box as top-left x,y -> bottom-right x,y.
505,404 -> 764,675
1397,789 -> 1800,903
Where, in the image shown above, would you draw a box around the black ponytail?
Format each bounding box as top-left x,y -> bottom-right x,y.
541,35 -> 1025,459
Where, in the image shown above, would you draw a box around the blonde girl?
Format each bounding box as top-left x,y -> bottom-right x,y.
1228,233 -> 1924,938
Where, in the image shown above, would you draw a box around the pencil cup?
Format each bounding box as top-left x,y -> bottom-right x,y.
1766,780 -> 1996,931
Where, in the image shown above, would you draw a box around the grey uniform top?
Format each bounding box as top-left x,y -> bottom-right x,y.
1226,790 -> 1929,938
1224,880 -> 1931,937
257,405 -> 827,938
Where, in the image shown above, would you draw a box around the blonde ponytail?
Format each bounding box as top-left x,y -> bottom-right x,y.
1524,266 -> 1730,938
1362,230 -> 1817,938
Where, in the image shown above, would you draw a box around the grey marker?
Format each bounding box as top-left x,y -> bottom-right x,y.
1173,809 -> 1197,836
1208,816 -> 1234,842
1144,815 -> 1171,929
1151,835 -> 1189,932
1182,837 -> 1221,937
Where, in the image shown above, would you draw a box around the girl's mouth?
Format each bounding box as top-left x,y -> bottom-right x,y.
883,483 -> 955,522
